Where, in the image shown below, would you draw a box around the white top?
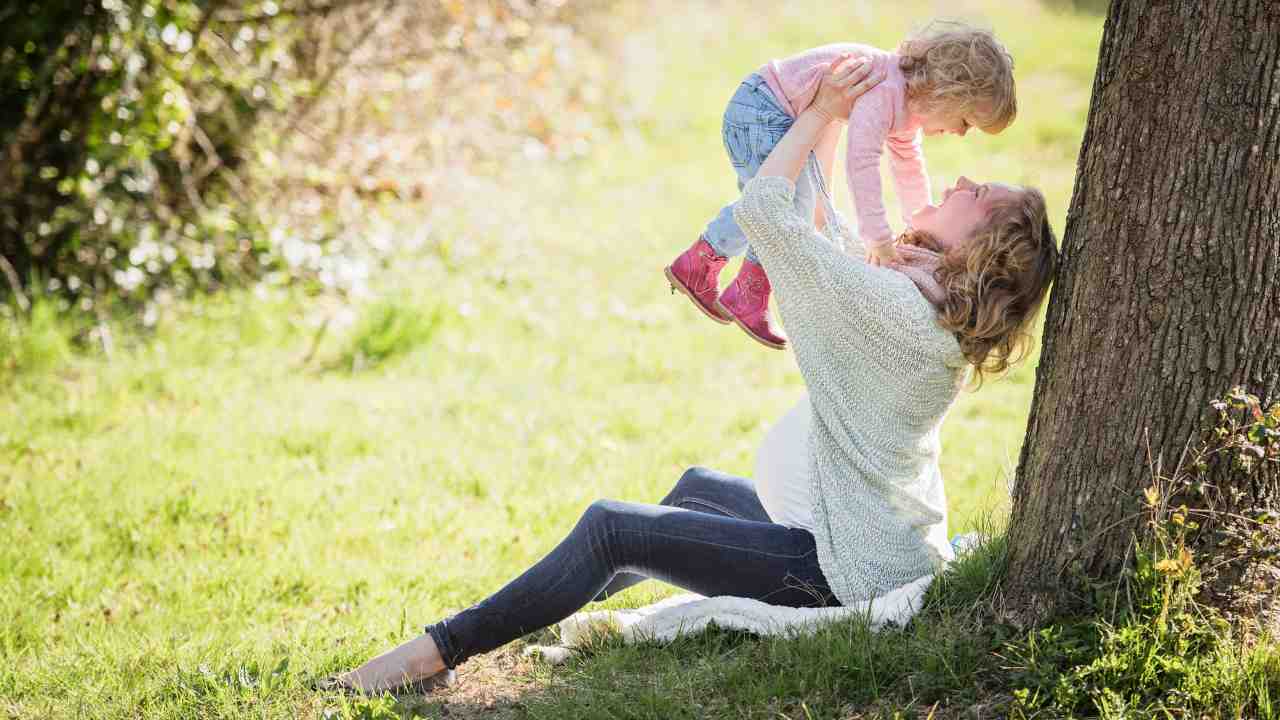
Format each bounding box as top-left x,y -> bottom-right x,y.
733,175 -> 963,604
754,395 -> 816,531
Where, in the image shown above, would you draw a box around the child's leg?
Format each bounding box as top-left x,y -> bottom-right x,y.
703,76 -> 797,258
702,133 -> 766,258
711,85 -> 815,349
669,77 -> 791,325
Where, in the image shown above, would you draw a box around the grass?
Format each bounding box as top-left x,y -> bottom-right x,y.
335,299 -> 445,373
5,0 -> 1274,718
0,298 -> 73,376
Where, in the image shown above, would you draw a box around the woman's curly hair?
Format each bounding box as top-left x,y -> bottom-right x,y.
900,188 -> 1059,386
898,20 -> 1017,133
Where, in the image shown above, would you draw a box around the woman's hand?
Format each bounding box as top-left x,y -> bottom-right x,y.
809,54 -> 886,124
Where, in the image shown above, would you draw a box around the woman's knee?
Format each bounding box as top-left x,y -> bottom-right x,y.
680,465 -> 716,484
577,499 -> 628,535
665,466 -> 715,505
575,499 -> 650,568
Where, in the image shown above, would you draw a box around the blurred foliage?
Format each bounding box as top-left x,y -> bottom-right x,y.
1040,0 -> 1110,13
1,0 -> 294,314
0,0 -> 624,323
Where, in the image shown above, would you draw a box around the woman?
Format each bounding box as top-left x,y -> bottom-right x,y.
329,57 -> 1059,693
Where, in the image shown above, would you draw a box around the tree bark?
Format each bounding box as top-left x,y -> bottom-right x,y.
1005,0 -> 1280,616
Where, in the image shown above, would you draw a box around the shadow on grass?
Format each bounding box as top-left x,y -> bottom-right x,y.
324,640 -> 568,720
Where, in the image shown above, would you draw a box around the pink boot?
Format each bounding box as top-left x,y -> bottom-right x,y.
716,259 -> 787,350
665,237 -> 731,324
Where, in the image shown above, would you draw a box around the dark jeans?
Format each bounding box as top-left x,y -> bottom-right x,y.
425,466 -> 838,669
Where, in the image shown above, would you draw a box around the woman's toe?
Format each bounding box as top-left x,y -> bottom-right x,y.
312,668 -> 457,695
311,673 -> 359,694
400,668 -> 458,694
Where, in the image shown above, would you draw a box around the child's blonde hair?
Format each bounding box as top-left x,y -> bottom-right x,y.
898,20 -> 1017,134
900,188 -> 1058,386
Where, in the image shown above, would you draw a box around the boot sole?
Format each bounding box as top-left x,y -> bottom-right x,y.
665,266 -> 732,325
715,300 -> 787,350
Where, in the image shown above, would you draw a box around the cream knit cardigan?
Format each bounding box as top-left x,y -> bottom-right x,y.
735,174 -> 966,605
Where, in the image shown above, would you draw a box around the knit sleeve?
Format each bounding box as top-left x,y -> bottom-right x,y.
886,129 -> 931,227
843,86 -> 897,250
734,175 -> 940,371
823,207 -> 865,260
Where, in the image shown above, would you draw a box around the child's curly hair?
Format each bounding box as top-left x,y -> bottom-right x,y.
898,20 -> 1017,134
900,188 -> 1058,386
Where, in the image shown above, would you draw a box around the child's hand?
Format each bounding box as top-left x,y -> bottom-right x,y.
810,54 -> 886,123
866,243 -> 899,267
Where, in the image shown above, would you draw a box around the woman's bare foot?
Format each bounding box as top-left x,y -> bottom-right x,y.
333,633 -> 450,693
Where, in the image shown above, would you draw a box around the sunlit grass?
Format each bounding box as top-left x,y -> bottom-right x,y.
0,298 -> 74,376
335,298 -> 445,372
0,1 -> 1119,717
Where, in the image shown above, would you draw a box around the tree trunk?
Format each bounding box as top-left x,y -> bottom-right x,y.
1005,0 -> 1280,619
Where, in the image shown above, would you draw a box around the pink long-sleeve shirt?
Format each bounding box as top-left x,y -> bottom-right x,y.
759,44 -> 931,249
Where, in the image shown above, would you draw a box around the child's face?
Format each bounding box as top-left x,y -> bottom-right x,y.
921,111 -> 975,137
911,176 -> 1020,251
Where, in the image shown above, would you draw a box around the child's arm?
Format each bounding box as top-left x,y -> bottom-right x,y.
886,131 -> 931,227
843,87 -> 900,265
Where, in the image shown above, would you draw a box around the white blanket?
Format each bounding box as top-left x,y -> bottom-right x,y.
523,573 -> 935,665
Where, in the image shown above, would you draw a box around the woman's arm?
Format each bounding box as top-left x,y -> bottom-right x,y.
812,123 -> 841,229
734,60 -> 945,380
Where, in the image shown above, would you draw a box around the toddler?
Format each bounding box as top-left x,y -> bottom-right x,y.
665,20 -> 1017,349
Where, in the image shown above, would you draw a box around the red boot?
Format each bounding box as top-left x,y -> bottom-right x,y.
665,237 -> 731,324
716,259 -> 787,350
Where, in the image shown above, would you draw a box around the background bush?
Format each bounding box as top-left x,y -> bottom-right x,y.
0,0 -> 623,322
1,0 -> 291,313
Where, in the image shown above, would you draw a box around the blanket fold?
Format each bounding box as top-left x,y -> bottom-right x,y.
523,573 -> 936,665
522,534 -> 980,664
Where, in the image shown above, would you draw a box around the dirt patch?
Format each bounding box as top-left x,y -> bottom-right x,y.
389,643 -> 562,719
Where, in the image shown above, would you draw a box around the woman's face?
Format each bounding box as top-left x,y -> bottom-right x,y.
910,176 -> 1020,252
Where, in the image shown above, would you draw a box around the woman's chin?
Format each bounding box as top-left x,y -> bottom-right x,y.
910,206 -> 938,223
